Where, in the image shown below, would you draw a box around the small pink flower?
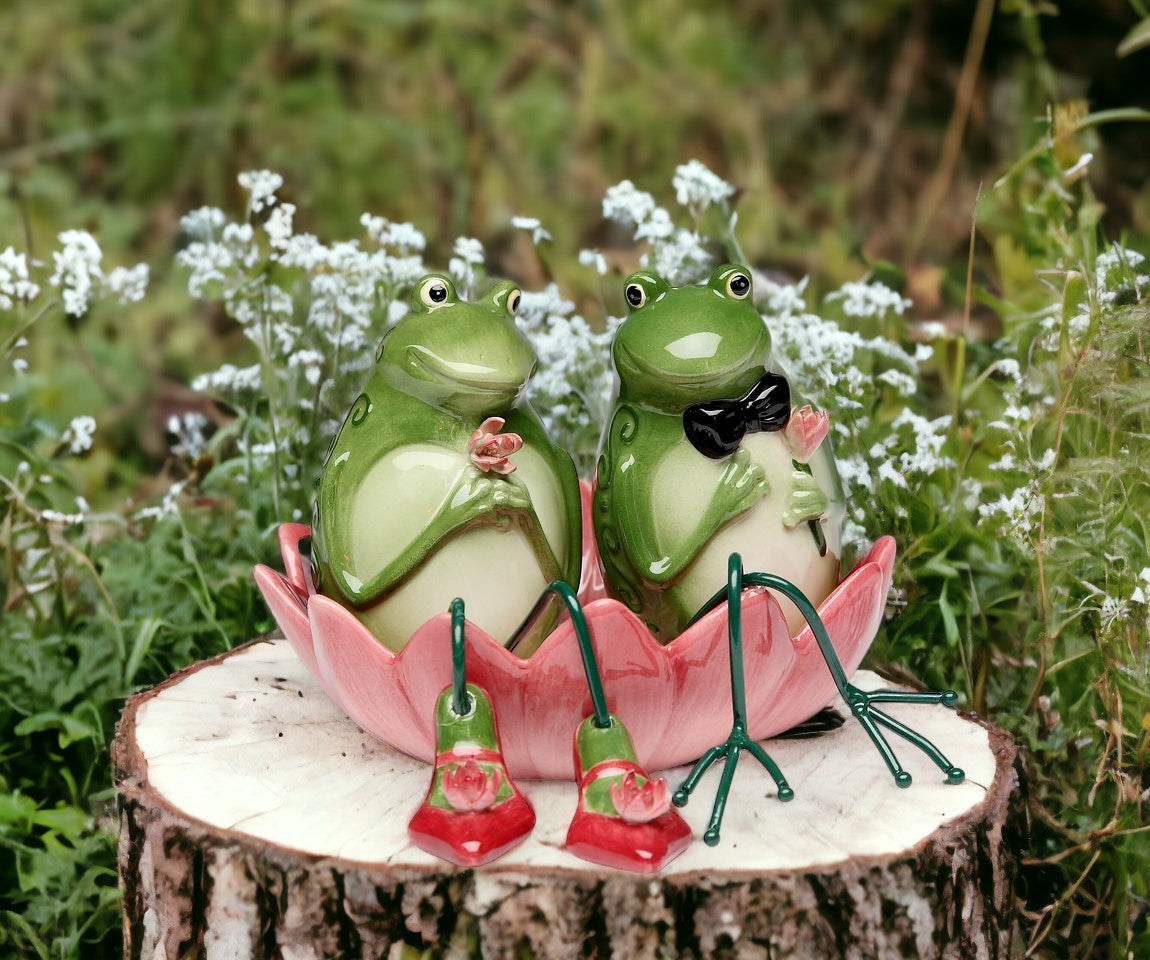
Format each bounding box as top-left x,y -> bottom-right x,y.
442,760 -> 502,812
610,771 -> 670,824
468,417 -> 523,475
785,405 -> 829,463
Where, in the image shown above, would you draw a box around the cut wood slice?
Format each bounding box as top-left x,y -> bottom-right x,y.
114,637 -> 1023,960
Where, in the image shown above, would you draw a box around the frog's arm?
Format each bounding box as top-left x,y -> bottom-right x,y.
599,408 -> 769,586
503,406 -> 582,590
313,388 -> 565,607
327,463 -> 565,606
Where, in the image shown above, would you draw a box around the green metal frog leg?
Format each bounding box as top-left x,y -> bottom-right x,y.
674,553 -> 964,845
671,555 -> 794,847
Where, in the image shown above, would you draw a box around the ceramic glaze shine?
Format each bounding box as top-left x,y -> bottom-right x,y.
652,432 -> 843,632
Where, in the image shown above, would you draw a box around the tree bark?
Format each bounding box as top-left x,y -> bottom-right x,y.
114,637 -> 1024,960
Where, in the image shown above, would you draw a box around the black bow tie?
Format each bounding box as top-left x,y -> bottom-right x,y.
682,372 -> 791,460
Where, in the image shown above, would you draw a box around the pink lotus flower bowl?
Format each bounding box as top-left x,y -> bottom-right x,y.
254,485 -> 895,780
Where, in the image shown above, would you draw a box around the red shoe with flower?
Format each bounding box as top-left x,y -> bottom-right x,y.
565,714 -> 692,873
408,682 -> 535,867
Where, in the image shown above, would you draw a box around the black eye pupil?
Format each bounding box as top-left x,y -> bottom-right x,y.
429,284 -> 447,303
730,274 -> 749,295
626,285 -> 644,307
510,294 -> 521,312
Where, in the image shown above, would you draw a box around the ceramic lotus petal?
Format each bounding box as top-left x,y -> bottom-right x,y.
611,771 -> 671,824
468,416 -> 523,474
442,760 -> 502,812
785,405 -> 830,463
254,483 -> 896,780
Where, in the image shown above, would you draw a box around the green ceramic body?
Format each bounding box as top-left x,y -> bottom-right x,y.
312,274 -> 582,656
593,264 -> 845,640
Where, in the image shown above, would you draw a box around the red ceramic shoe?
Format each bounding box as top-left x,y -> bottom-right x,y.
565,714 -> 692,873
408,683 -> 535,867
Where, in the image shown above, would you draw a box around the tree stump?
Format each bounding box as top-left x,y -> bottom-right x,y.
114,637 -> 1023,960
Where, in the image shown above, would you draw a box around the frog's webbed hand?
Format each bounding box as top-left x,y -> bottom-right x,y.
639,448 -> 768,586
672,555 -> 965,847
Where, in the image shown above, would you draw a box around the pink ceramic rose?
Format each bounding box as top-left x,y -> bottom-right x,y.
442,760 -> 502,812
610,771 -> 671,824
468,417 -> 523,474
785,405 -> 830,463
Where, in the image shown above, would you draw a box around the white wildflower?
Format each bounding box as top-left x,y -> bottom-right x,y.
167,412 -> 210,458
0,247 -> 41,309
452,237 -> 485,266
264,203 -> 295,249
511,216 -> 552,245
180,206 -> 227,240
579,248 -> 608,277
237,169 -> 283,214
672,159 -> 735,212
63,415 -> 97,454
826,280 -> 911,320
105,263 -> 150,304
191,363 -> 262,393
634,208 -> 675,242
49,230 -> 104,316
602,180 -> 657,227
134,480 -> 186,522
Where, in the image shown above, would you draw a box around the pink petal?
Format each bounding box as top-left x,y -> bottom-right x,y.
576,481 -> 608,604
277,523 -> 313,596
254,565 -> 317,676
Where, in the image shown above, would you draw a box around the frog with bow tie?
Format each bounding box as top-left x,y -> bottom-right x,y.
593,264 -> 844,640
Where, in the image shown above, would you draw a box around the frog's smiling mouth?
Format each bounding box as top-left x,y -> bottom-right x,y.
406,345 -> 528,394
616,339 -> 755,390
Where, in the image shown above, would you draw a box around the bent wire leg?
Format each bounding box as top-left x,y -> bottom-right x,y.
673,554 -> 793,846
672,745 -> 725,806
703,743 -> 741,847
737,570 -> 964,787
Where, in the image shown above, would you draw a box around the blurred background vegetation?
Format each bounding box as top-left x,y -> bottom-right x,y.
1,0 -> 1148,957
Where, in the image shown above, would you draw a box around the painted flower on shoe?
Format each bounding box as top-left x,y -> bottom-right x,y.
468,417 -> 523,474
785,406 -> 829,463
610,771 -> 671,824
442,760 -> 502,812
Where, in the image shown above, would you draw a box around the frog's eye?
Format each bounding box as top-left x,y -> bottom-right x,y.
507,289 -> 522,315
419,278 -> 451,308
725,271 -> 751,300
625,283 -> 647,309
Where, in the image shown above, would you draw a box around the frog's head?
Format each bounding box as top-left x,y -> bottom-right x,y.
377,273 -> 538,416
613,263 -> 770,409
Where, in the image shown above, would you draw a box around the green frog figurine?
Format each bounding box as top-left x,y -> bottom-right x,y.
594,264 -> 844,640
312,274 -> 582,656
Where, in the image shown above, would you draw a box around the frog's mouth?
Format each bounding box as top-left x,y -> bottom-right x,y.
616,340 -> 755,392
407,346 -> 530,395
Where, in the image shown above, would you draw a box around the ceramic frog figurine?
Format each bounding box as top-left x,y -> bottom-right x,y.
312,274 -> 581,656
593,264 -> 844,640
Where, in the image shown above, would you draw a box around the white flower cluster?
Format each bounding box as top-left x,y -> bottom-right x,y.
514,282 -> 618,474
48,230 -> 150,316
0,247 -> 41,310
602,160 -> 735,285
978,481 -> 1046,543
62,415 -> 97,455
672,159 -> 736,213
826,280 -> 911,320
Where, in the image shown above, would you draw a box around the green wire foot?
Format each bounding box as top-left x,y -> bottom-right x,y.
671,725 -> 793,846
843,684 -> 965,787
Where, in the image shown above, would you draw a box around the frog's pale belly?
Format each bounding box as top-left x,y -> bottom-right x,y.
356,527 -> 548,652
343,442 -> 566,653
651,433 -> 844,633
